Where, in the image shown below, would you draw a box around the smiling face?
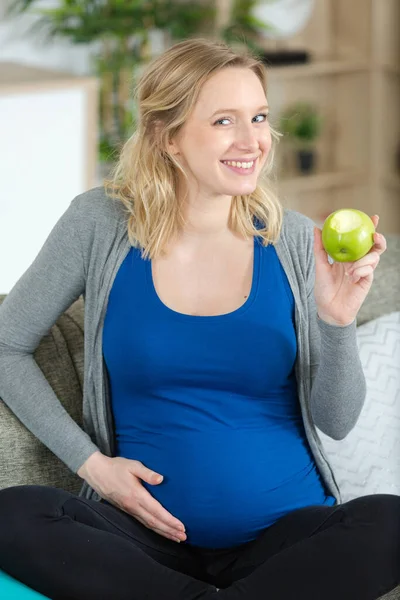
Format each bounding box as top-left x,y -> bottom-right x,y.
167,67 -> 272,203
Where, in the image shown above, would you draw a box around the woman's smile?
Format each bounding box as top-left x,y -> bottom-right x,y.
220,156 -> 258,175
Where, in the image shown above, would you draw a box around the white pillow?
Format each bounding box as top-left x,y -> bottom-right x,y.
318,311 -> 400,502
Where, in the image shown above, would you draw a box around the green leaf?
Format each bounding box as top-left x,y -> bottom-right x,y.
279,102 -> 323,142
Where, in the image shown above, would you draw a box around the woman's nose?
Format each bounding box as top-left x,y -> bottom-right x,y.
236,125 -> 259,150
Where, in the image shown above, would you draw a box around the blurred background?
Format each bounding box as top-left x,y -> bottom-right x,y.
0,0 -> 399,293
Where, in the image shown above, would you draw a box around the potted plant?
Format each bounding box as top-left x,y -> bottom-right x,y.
279,101 -> 323,174
6,0 -> 273,169
5,0 -> 217,167
222,0 -> 276,55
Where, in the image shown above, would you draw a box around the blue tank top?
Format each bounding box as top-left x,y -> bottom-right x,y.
102,235 -> 335,549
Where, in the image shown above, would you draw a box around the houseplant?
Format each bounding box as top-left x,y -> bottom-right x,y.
222,0 -> 275,54
6,0 -> 274,167
6,0 -> 218,166
279,101 -> 323,174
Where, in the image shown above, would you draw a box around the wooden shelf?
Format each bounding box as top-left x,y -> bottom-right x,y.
222,0 -> 400,232
262,0 -> 399,233
277,170 -> 365,194
382,64 -> 400,77
0,62 -> 96,95
383,173 -> 400,191
266,59 -> 370,80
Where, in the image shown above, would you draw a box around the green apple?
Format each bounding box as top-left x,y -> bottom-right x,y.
321,209 -> 375,262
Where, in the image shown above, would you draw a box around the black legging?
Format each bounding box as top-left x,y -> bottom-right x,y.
0,485 -> 399,600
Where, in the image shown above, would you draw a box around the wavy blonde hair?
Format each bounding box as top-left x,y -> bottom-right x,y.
104,36 -> 283,259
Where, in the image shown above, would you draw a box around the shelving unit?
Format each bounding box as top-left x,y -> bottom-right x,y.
250,0 -> 400,232
278,169 -> 365,195
266,59 -> 370,80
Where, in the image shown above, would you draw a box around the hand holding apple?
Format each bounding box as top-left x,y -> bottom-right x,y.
313,213 -> 387,327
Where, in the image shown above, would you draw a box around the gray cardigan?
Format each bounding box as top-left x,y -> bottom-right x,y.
0,186 -> 366,503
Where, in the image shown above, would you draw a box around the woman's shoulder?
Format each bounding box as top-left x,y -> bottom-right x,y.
67,186 -> 129,247
281,206 -> 315,233
72,185 -> 127,222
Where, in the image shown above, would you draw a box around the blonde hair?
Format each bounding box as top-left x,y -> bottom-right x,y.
104,36 -> 283,259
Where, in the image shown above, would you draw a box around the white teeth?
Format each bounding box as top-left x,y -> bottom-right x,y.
222,160 -> 254,169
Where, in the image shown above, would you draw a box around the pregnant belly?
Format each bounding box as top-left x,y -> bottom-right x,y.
119,428 -> 320,549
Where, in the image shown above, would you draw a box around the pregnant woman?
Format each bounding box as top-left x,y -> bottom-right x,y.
0,37 -> 398,600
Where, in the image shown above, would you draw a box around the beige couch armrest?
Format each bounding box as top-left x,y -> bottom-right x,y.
0,296 -> 85,493
357,233 -> 400,326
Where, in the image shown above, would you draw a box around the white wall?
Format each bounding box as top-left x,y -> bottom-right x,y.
0,85 -> 89,294
0,2 -> 165,294
0,1 -> 96,293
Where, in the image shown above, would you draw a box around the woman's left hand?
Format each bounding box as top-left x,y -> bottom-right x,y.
313,215 -> 387,326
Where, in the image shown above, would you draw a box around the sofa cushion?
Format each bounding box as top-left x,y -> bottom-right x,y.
0,295 -> 85,493
357,233 -> 400,325
377,585 -> 400,600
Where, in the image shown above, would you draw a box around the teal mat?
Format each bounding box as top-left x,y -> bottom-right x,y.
0,570 -> 49,598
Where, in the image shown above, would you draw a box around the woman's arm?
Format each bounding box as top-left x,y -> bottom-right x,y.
307,285 -> 366,440
0,196 -> 100,473
302,215 -> 366,440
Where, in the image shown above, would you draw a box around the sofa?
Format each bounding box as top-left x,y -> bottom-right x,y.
0,233 -> 399,599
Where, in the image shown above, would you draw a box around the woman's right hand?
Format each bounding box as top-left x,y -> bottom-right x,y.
77,451 -> 186,543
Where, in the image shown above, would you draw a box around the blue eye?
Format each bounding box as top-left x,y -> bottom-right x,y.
214,113 -> 269,126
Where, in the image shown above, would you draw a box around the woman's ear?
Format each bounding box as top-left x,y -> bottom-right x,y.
153,119 -> 180,156
168,141 -> 180,156
165,130 -> 179,156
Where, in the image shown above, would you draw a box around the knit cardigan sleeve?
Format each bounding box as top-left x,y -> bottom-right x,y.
0,197 -> 100,473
